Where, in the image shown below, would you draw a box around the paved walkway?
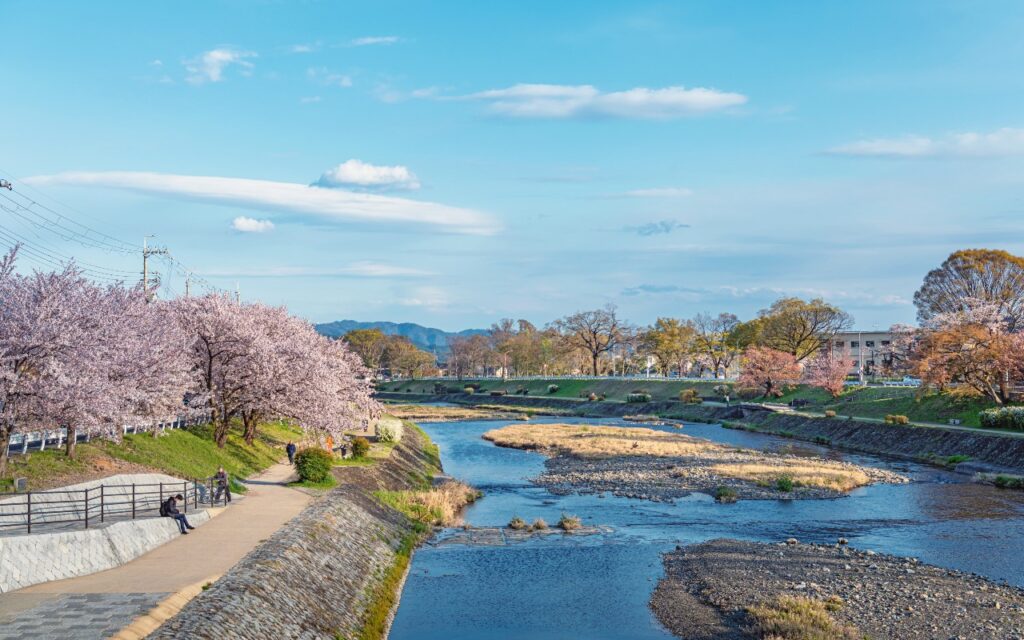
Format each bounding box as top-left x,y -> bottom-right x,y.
0,463 -> 311,639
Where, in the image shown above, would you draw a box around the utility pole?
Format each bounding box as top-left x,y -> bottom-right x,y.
235,281 -> 241,304
0,179 -> 12,191
184,272 -> 191,298
142,236 -> 169,301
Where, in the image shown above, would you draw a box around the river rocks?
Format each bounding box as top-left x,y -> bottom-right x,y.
651,539 -> 1024,640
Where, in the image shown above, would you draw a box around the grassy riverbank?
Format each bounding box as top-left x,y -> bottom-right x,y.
3,420 -> 301,491
382,378 -> 1000,427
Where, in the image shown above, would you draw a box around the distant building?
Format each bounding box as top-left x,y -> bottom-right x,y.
827,330 -> 894,379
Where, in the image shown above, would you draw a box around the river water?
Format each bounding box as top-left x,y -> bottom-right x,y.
389,417 -> 1024,640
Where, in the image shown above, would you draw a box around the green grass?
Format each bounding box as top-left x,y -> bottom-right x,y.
355,532 -> 419,640
4,420 -> 301,491
289,474 -> 338,490
386,378 -> 730,403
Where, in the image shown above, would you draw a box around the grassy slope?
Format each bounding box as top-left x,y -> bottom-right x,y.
383,378 -> 1000,428
5,420 -> 301,491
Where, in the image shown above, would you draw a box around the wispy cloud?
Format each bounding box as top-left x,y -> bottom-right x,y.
622,187 -> 693,198
200,262 -> 433,278
624,220 -> 690,236
25,171 -> 498,235
288,43 -> 316,53
348,36 -> 400,47
306,67 -> 353,87
828,127 -> 1024,158
184,48 -> 256,84
315,159 -> 420,191
457,83 -> 747,119
231,216 -> 274,233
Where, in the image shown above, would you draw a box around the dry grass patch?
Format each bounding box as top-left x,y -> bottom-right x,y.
483,423 -> 715,458
375,480 -> 480,527
747,595 -> 861,640
709,462 -> 872,492
384,405 -> 503,421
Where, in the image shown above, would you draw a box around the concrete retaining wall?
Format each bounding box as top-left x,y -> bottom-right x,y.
0,509 -> 211,593
152,426 -> 436,639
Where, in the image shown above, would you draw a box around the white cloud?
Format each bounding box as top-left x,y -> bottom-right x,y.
231,216 -> 275,233
459,83 -> 747,119
348,36 -> 400,47
399,286 -> 450,308
315,159 -> 420,190
289,44 -> 315,53
200,262 -> 433,278
623,187 -> 693,198
829,127 -> 1024,158
306,67 -> 353,88
184,48 -> 256,84
25,171 -> 498,235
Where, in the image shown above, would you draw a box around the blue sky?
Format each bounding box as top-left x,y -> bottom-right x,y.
3,1 -> 1024,330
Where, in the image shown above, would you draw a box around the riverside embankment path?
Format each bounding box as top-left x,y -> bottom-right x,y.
0,463 -> 310,640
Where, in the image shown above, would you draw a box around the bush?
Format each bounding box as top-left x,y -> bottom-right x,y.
294,447 -> 334,483
351,436 -> 371,458
531,518 -> 547,530
885,414 -> 910,425
514,386 -> 529,395
713,384 -> 731,398
508,516 -> 528,530
627,392 -> 652,403
588,392 -> 598,401
464,386 -> 475,395
679,388 -> 702,404
547,384 -> 560,394
994,474 -> 1024,489
824,410 -> 837,418
375,419 -> 403,443
557,513 -> 582,531
714,486 -> 738,503
775,475 -> 794,492
980,406 -> 1024,430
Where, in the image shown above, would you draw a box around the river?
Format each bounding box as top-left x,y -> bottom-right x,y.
389,417 -> 1024,640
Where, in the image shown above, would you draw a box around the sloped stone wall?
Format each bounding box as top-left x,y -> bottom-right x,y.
151,427 -> 435,640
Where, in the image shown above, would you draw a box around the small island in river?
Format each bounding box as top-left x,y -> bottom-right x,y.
483,423 -> 906,501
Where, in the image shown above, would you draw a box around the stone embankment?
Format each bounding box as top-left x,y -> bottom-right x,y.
151,427 -> 438,640
377,392 -> 1024,474
651,538 -> 1024,640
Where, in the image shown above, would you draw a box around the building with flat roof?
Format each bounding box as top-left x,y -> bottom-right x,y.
827,330 -> 894,379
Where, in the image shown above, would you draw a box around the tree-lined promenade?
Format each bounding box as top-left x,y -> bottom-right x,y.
0,247 -> 378,477
349,249 -> 1024,409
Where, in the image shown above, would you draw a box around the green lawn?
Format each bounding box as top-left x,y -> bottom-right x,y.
4,420 -> 302,491
383,378 -> 1003,428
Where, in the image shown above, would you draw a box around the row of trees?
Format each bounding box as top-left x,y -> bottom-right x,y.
342,329 -> 438,379
437,297 -> 854,380
0,248 -> 377,475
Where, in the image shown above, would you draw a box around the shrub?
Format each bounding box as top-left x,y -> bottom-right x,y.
547,384 -> 560,394
713,384 -> 731,398
508,516 -> 528,530
775,475 -> 794,492
557,513 -> 582,531
294,447 -> 334,483
464,386 -> 476,394
735,386 -> 763,400
375,419 -> 403,444
980,406 -> 1024,430
945,454 -> 970,466
351,436 -> 371,458
588,392 -> 599,401
994,474 -> 1024,489
679,388 -> 702,404
627,392 -> 652,403
714,486 -> 738,503
531,517 -> 548,530
824,410 -> 837,418
885,414 -> 910,425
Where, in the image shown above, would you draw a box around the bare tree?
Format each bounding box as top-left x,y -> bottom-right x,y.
554,305 -> 627,376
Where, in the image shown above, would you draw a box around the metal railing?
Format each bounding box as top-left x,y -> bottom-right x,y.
5,412 -> 213,458
0,474 -> 230,535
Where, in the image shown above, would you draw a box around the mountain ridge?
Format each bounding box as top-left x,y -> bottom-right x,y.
314,319 -> 486,354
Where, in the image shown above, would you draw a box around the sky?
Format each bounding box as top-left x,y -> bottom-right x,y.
3,0 -> 1024,331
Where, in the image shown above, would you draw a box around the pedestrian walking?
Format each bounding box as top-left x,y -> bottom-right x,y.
214,466 -> 232,504
286,441 -> 297,464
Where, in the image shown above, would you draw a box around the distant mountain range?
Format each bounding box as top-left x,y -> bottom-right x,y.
315,320 -> 486,355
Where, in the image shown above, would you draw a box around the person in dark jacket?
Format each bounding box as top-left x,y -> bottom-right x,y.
162,494 -> 195,534
214,467 -> 232,504
286,441 -> 297,464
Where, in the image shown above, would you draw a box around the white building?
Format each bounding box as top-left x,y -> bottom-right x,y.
828,330 -> 894,379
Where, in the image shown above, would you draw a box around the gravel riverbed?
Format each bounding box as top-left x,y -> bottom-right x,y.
651,538 -> 1024,640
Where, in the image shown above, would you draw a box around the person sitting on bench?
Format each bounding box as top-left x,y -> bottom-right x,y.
160,494 -> 195,534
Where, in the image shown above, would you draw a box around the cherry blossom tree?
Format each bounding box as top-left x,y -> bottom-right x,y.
737,346 -> 801,398
802,351 -> 854,398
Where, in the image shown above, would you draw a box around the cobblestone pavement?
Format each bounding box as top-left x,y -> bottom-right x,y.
0,592 -> 168,639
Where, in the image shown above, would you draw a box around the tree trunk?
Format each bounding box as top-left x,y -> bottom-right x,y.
65,425 -> 77,459
591,353 -> 599,377
214,418 -> 230,448
243,413 -> 258,445
0,428 -> 10,478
